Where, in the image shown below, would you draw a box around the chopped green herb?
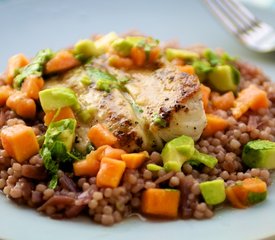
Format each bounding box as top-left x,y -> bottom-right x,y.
192,60 -> 212,82
40,119 -> 77,188
125,36 -> 159,59
204,49 -> 220,66
221,52 -> 236,64
86,67 -> 127,92
14,48 -> 54,88
131,101 -> 144,114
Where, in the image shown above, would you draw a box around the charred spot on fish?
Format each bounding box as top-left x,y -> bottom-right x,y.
168,75 -> 175,82
136,137 -> 143,147
75,136 -> 80,144
159,107 -> 172,122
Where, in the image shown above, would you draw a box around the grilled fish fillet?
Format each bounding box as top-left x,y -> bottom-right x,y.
125,68 -> 206,142
45,64 -> 206,152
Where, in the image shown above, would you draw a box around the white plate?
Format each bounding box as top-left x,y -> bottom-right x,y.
0,0 -> 274,239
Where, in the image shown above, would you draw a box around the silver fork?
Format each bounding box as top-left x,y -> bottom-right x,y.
204,0 -> 275,52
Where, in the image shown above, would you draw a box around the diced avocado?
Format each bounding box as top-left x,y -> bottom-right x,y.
147,163 -> 164,172
74,39 -> 97,60
111,38 -> 133,57
77,107 -> 96,123
125,36 -> 146,46
190,149 -> 218,169
161,135 -> 195,172
248,191 -> 267,205
95,32 -> 118,55
199,179 -> 226,205
242,140 -> 275,169
164,161 -> 182,172
207,65 -> 240,93
165,48 -> 199,61
39,87 -> 78,112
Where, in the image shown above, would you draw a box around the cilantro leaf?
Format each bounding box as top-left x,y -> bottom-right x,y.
40,119 -> 77,188
85,67 -> 127,92
14,48 -> 54,89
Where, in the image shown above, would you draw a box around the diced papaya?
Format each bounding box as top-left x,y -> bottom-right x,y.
73,151 -> 100,176
96,157 -> 126,188
178,65 -> 195,75
6,54 -> 29,85
149,47 -> 160,63
200,84 -> 211,110
226,186 -> 246,209
44,107 -> 75,126
45,50 -> 80,74
211,91 -> 235,110
6,91 -> 36,119
121,151 -> 149,169
232,85 -> 269,119
226,178 -> 267,208
131,47 -> 146,67
108,55 -> 134,69
141,188 -> 180,218
0,124 -> 39,163
0,85 -> 13,106
21,75 -> 44,100
97,145 -> 126,160
88,123 -> 118,148
202,114 -> 229,137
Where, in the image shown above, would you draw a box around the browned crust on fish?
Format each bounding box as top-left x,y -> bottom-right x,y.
152,68 -> 200,125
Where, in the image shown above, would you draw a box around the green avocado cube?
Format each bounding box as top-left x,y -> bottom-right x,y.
242,140 -> 275,169
95,32 -> 118,55
199,179 -> 226,205
207,65 -> 240,93
39,87 -> 78,111
111,38 -> 133,57
161,135 -> 195,172
74,39 -> 97,59
190,150 -> 218,169
248,191 -> 267,205
165,48 -> 199,61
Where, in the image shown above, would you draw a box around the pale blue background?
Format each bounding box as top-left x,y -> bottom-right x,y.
0,0 -> 274,76
0,1 -> 274,240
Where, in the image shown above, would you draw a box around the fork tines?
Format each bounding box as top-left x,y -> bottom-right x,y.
205,0 -> 259,35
